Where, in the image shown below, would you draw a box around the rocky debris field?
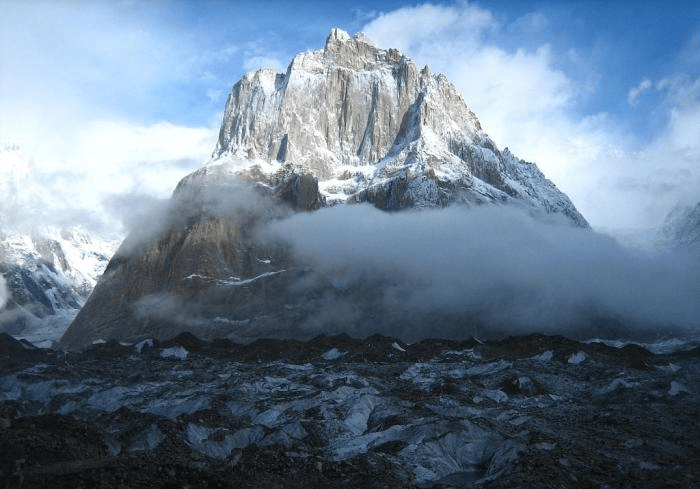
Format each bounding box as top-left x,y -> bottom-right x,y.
1,331 -> 699,488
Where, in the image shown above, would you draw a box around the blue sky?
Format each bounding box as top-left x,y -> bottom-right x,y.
1,0 -> 699,232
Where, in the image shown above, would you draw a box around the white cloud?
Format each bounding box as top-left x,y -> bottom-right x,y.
0,120 -> 216,236
201,45 -> 240,64
0,3 -> 182,107
0,2 -> 229,150
363,3 -> 494,49
657,75 -> 700,110
64,119 -> 216,231
242,55 -> 286,73
0,2 -> 225,236
353,8 -> 379,23
362,4 -> 700,230
628,78 -> 652,105
510,12 -> 549,33
266,204 -> 700,340
207,89 -> 224,103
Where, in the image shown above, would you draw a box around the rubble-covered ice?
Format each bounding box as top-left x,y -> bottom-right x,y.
0,332 -> 698,488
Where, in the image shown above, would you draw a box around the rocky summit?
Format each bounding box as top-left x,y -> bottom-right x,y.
61,29 -> 588,350
213,28 -> 587,222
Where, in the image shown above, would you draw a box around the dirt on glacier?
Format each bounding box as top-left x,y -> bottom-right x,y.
1,331 -> 699,489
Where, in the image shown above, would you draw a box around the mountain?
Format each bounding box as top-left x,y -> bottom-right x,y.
661,200 -> 700,254
60,29 -> 588,350
0,145 -> 118,347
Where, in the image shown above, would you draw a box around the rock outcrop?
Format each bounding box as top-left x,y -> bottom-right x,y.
4,332 -> 700,488
61,29 -> 590,349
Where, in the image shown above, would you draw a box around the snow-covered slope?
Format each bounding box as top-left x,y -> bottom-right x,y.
0,145 -> 119,347
661,200 -> 700,254
211,28 -> 587,226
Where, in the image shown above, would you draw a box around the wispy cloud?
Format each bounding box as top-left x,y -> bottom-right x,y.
628,78 -> 652,105
0,120 -> 216,236
242,55 -> 286,73
241,40 -> 288,74
657,74 -> 700,111
0,2 -> 222,236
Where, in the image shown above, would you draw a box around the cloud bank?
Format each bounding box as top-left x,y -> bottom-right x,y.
0,120 -> 215,238
266,204 -> 699,341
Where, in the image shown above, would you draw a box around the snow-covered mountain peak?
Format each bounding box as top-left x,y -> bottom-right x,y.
320,28 -> 388,70
208,28 -> 585,225
326,27 -> 352,45
61,29 -> 590,350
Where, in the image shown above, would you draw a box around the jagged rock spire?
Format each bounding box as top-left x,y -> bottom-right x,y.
213,29 -> 481,176
212,28 -> 586,225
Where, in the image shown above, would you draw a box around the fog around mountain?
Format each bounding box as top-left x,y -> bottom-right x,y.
264,202 -> 698,340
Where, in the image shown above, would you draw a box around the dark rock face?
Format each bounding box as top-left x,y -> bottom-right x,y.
2,333 -> 700,488
62,200 -> 286,349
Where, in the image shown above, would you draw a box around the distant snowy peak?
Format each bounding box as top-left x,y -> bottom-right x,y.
210,28 -> 587,226
1,228 -> 116,289
661,201 -> 700,251
0,226 -> 118,347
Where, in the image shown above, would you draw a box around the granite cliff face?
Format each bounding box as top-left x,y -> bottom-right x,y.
61,29 -> 589,349
212,29 -> 587,224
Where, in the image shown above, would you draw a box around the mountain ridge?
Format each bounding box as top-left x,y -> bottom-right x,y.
211,28 -> 587,225
0,227 -> 117,347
